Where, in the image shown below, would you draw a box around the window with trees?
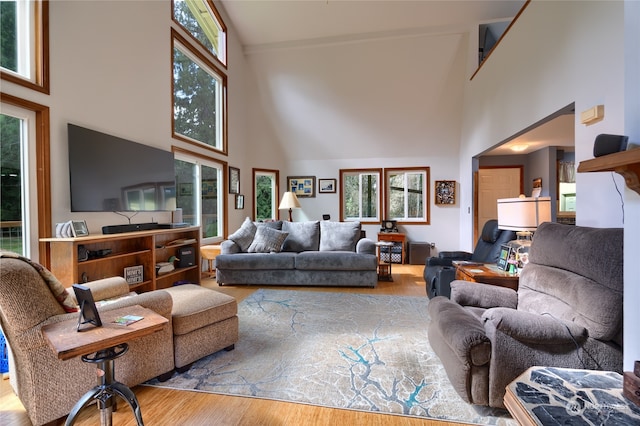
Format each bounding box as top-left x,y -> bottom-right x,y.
172,29 -> 227,153
253,168 -> 279,222
172,0 -> 226,66
0,94 -> 51,261
0,0 -> 49,93
174,148 -> 224,242
339,169 -> 382,223
384,167 -> 430,224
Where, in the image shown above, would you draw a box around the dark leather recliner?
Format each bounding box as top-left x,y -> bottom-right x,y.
423,219 -> 516,299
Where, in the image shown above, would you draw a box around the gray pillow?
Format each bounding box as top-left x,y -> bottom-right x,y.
254,220 -> 283,230
282,221 -> 320,252
319,221 -> 361,252
228,217 -> 257,252
247,227 -> 289,253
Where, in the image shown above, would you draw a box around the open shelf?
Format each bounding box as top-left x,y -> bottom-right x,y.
577,148 -> 640,195
41,226 -> 201,292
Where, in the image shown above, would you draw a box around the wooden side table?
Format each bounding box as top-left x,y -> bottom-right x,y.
201,244 -> 221,278
375,241 -> 394,281
453,261 -> 519,290
377,232 -> 406,264
42,305 -> 168,426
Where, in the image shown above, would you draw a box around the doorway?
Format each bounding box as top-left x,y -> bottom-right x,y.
476,167 -> 523,240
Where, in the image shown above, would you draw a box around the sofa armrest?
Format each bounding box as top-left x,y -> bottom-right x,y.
439,251 -> 472,261
428,297 -> 491,367
220,239 -> 241,254
356,238 -> 376,255
97,290 -> 173,320
65,276 -> 130,306
482,308 -> 587,345
426,257 -> 452,267
451,281 -> 518,309
85,277 -> 130,301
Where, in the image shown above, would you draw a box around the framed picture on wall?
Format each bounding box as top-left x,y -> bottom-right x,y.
235,194 -> 244,210
435,180 -> 456,205
318,178 -> 336,193
229,167 -> 240,194
287,176 -> 316,197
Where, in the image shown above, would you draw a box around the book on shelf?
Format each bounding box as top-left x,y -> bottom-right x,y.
165,238 -> 197,247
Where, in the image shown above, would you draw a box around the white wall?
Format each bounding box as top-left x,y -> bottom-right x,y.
2,1 -> 256,236
460,0 -> 638,370
242,30 -> 467,251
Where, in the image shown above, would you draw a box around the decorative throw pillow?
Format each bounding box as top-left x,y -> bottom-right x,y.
0,251 -> 78,312
228,217 -> 257,252
254,220 -> 283,230
247,227 -> 289,253
319,221 -> 361,252
282,221 -> 320,252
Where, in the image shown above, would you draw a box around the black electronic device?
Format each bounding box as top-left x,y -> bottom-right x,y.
72,284 -> 102,331
380,220 -> 398,233
178,246 -> 195,268
68,124 -> 176,212
593,134 -> 629,157
102,222 -> 159,234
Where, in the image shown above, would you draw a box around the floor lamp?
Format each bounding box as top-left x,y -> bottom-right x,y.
279,191 -> 301,222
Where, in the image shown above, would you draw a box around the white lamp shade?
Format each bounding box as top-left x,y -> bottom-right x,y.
278,192 -> 301,210
497,196 -> 551,231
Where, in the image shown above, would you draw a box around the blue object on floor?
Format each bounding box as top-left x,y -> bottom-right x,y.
0,330 -> 8,373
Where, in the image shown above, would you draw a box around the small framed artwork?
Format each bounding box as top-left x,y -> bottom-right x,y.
71,220 -> 89,237
496,244 -> 512,271
435,180 -> 456,205
72,284 -> 102,331
235,194 -> 244,210
318,178 -> 336,193
287,176 -> 316,197
229,167 -> 240,194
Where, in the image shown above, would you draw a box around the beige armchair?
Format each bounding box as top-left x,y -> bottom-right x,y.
0,253 -> 175,426
427,222 -> 623,408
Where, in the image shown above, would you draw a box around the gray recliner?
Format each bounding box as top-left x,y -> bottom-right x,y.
426,222 -> 623,408
423,219 -> 515,298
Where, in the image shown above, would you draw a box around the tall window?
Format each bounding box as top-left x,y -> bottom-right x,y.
253,168 -> 279,222
0,95 -> 51,261
172,30 -> 227,153
172,0 -> 226,66
174,149 -> 224,242
0,0 -> 49,93
340,169 -> 382,223
385,167 -> 430,224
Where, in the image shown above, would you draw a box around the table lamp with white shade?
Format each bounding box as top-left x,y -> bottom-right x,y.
497,196 -> 552,264
278,191 -> 301,222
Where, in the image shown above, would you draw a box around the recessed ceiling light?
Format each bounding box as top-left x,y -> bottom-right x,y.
510,144 -> 528,152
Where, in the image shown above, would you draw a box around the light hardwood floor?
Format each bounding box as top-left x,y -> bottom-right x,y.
1,264 -> 467,426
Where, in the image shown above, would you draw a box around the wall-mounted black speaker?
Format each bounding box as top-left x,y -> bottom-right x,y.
593,134 -> 629,157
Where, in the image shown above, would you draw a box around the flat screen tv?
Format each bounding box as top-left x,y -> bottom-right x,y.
68,124 -> 176,212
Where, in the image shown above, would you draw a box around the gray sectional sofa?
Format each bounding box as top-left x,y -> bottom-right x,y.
215,219 -> 378,287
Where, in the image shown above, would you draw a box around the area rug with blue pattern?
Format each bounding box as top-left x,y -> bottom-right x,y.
145,289 -> 515,425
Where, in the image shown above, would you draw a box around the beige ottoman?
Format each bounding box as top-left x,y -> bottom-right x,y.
163,284 -> 238,372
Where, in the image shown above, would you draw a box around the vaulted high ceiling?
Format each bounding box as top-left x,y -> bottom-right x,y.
219,0 -> 527,49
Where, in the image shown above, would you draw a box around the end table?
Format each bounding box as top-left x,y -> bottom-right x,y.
41,305 -> 168,426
